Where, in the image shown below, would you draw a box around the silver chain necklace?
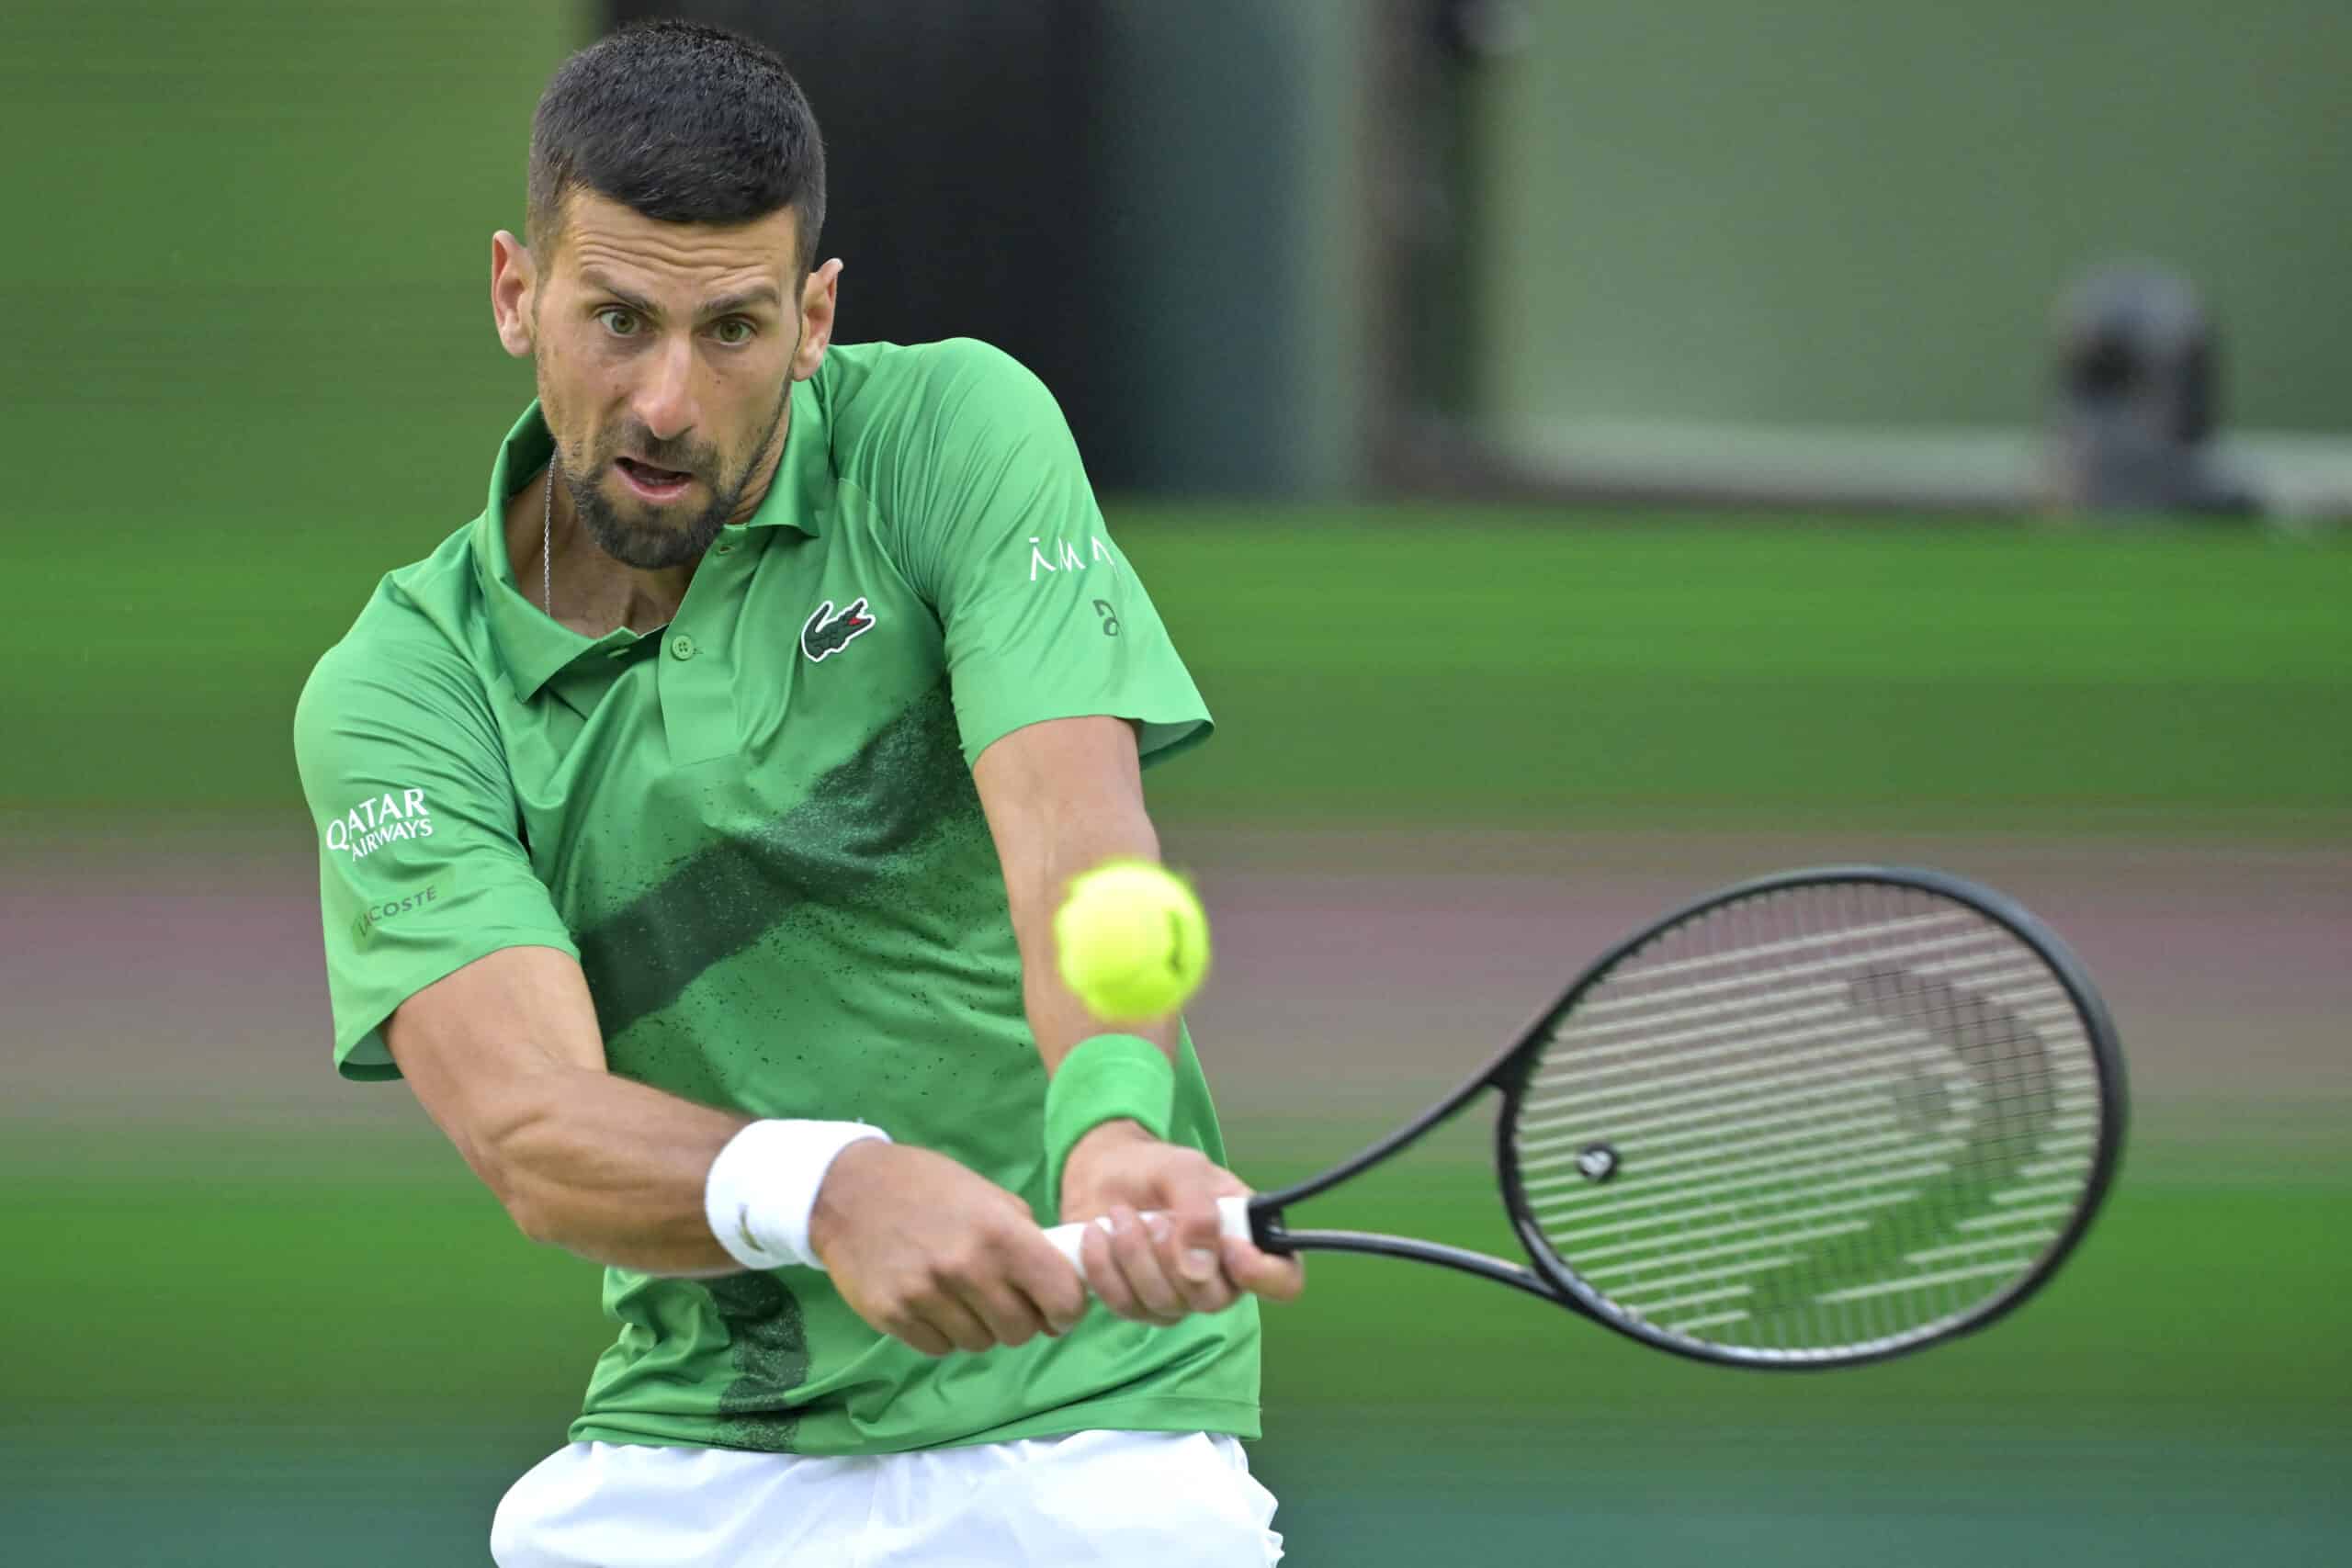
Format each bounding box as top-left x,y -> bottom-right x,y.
541,457 -> 556,617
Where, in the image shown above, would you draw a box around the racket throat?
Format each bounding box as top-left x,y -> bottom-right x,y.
1249,1205 -> 1296,1253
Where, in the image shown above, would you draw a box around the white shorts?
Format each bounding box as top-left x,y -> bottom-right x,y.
491,1429 -> 1283,1567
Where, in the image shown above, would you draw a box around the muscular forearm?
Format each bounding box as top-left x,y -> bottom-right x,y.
480,1065 -> 749,1276
1007,823 -> 1179,1071
975,720 -> 1180,1073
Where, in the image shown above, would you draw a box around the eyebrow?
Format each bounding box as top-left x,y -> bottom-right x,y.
579,270 -> 783,321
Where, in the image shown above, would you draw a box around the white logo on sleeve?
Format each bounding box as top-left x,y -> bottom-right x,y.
325,788 -> 435,860
1026,535 -> 1120,582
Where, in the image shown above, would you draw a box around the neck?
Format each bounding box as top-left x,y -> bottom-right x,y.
542,480 -> 695,635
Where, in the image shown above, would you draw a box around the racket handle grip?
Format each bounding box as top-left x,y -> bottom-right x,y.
1042,1193 -> 1252,1286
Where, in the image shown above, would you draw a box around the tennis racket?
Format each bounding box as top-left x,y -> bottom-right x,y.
1044,865 -> 2127,1368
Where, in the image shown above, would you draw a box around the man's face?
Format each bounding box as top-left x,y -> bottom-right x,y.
526,192 -> 808,570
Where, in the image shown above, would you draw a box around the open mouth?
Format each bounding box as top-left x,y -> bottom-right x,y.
616,457 -> 696,501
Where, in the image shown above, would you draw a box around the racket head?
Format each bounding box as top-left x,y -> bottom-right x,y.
1494,866 -> 2126,1369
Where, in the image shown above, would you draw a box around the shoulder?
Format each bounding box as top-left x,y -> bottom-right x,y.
822,336 -> 1054,416
297,524 -> 497,750
820,338 -> 1070,479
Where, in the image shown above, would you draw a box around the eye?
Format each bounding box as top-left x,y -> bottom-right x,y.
712,319 -> 755,346
594,307 -> 639,338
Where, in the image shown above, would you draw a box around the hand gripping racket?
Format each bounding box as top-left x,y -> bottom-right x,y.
1044,866 -> 2127,1368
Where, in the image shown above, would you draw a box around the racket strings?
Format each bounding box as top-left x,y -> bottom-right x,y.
1510,882 -> 2104,1362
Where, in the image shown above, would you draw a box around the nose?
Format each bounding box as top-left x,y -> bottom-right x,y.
632,333 -> 698,444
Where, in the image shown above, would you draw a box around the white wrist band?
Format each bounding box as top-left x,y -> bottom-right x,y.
704,1119 -> 891,1272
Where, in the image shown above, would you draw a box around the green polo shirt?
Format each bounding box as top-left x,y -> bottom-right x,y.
291,337 -> 1257,1456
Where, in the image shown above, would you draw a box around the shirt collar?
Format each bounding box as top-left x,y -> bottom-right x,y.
472,384 -> 831,700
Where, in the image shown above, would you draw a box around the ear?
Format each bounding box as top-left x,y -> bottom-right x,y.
791,257 -> 843,381
491,231 -> 537,359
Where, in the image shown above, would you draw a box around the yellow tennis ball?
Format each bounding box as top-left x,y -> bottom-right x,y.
1053,859 -> 1211,1022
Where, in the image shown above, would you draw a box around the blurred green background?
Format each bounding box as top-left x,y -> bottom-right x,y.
3,3 -> 2346,1565
1472,0 -> 2352,433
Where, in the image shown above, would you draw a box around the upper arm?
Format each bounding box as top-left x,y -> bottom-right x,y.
865,340 -> 1214,769
293,635 -> 581,1078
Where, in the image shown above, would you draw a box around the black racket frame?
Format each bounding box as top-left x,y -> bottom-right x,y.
1238,864 -> 2130,1369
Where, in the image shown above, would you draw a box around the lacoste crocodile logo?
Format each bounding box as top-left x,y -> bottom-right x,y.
800,597 -> 876,663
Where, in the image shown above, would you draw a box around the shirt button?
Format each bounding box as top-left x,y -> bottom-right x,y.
669,634 -> 696,660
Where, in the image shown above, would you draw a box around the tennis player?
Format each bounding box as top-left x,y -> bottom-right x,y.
292,20 -> 1299,1565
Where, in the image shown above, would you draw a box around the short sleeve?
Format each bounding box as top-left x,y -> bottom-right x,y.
880,340 -> 1212,768
292,637 -> 579,1080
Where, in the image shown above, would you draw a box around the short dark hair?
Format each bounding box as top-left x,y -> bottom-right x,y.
526,20 -> 826,273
